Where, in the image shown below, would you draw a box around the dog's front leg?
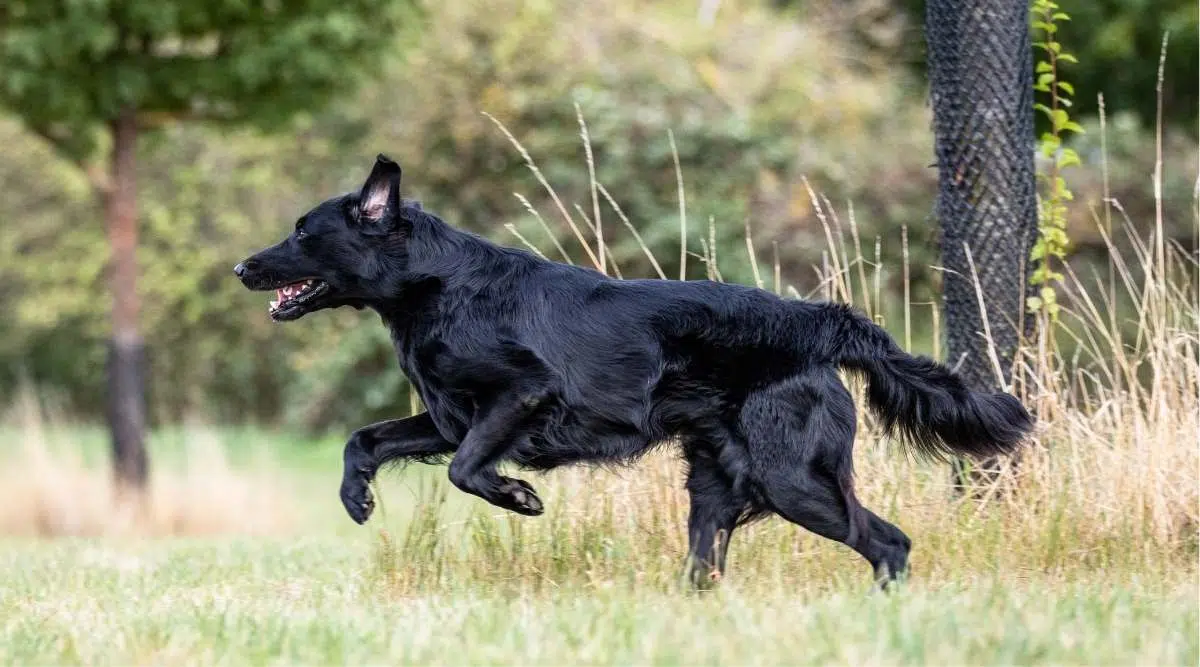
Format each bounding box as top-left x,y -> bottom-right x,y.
446,390 -> 547,516
340,413 -> 457,524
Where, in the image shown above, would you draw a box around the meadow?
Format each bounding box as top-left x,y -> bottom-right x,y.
0,409 -> 1195,665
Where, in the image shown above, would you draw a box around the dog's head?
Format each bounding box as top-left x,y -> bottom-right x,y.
234,154 -> 412,321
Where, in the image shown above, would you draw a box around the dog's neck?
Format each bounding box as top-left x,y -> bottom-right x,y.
404,206 -> 515,277
368,206 -> 532,324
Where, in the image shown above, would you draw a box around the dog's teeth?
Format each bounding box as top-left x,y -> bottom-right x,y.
269,299 -> 280,310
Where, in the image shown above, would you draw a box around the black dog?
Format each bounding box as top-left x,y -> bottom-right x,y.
235,154 -> 1032,587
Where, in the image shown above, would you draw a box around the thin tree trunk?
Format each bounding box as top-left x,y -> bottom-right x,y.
105,106 -> 149,493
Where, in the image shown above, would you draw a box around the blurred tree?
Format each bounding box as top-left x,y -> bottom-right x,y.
0,0 -> 412,494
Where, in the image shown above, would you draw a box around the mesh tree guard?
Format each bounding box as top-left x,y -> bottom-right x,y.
924,0 -> 1038,481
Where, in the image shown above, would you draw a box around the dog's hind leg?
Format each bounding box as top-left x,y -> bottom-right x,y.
340,413 -> 458,524
858,507 -> 911,586
682,440 -> 752,589
740,371 -> 911,588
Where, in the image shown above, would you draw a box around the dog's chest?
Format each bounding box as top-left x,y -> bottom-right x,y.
390,334 -> 475,442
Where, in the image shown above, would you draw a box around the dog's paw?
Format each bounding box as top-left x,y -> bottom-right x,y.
497,477 -> 544,516
339,473 -> 375,525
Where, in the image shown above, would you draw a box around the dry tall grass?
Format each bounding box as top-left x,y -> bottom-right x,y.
0,390 -> 297,537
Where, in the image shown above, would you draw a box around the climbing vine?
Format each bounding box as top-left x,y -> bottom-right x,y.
1027,0 -> 1083,321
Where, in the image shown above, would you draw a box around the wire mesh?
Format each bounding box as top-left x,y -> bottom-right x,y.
925,0 -> 1038,393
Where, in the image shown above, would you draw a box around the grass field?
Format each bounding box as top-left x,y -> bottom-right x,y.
0,416 -> 1195,665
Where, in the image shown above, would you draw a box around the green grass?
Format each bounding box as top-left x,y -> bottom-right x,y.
1,537 -> 1194,666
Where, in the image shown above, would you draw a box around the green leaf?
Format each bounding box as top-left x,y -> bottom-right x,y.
1057,53 -> 1079,64
1049,109 -> 1066,131
1036,61 -> 1054,73
1039,134 -> 1062,156
1056,150 -> 1081,169
1056,81 -> 1075,96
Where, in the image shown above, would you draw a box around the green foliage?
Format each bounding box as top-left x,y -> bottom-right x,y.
886,0 -> 1198,133
1054,0 -> 1197,134
0,0 -> 415,162
1027,0 -> 1083,321
358,0 -> 939,286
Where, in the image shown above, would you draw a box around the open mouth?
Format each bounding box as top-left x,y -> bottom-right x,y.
268,279 -> 330,320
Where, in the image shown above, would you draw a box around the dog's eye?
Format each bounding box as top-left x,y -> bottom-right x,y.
294,218 -> 308,239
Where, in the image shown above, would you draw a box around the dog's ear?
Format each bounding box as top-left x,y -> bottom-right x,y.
357,154 -> 402,229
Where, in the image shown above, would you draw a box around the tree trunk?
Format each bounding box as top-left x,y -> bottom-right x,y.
105,107 -> 149,493
924,0 -> 1038,489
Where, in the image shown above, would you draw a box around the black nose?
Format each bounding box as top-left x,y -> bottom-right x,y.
234,260 -> 258,277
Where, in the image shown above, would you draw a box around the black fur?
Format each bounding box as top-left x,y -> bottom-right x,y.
235,155 -> 1034,587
